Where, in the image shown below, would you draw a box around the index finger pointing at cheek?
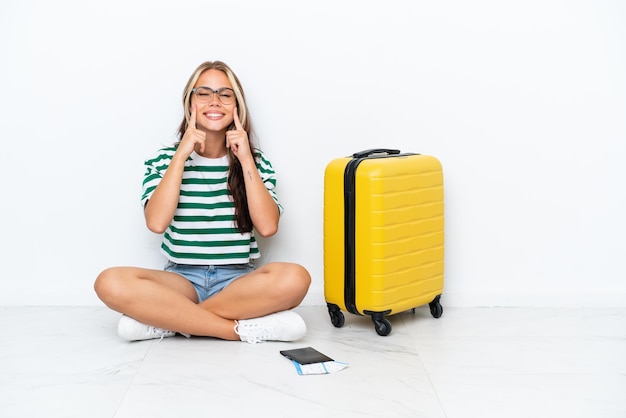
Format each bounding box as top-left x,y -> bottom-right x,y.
233,107 -> 244,131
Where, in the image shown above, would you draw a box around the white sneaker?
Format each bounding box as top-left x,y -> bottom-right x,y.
234,310 -> 307,344
117,315 -> 177,342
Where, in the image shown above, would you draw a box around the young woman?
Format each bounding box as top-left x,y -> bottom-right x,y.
94,61 -> 311,344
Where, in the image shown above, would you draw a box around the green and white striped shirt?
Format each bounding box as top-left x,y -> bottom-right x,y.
141,147 -> 283,265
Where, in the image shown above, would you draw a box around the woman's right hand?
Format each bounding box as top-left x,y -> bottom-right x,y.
178,104 -> 206,157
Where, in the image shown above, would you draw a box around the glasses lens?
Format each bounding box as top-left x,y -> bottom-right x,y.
194,87 -> 213,103
217,88 -> 235,105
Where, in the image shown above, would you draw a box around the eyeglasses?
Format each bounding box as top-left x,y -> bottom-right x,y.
191,86 -> 236,105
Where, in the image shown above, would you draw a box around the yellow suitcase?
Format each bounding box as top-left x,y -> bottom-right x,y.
324,149 -> 444,336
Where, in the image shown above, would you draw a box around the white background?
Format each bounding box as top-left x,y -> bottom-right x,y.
1,0 -> 624,307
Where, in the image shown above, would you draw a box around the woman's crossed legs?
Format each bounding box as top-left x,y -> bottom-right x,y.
94,262 -> 311,342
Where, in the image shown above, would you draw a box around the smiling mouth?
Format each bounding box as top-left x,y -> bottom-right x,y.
205,112 -> 224,119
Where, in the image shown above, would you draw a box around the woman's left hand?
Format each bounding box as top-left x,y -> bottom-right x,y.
226,108 -> 252,164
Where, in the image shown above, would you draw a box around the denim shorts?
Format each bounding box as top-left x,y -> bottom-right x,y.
164,261 -> 256,303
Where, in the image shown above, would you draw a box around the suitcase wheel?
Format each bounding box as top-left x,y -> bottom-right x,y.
372,316 -> 392,336
327,304 -> 345,328
429,295 -> 443,318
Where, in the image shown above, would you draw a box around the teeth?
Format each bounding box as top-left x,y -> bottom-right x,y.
207,113 -> 222,117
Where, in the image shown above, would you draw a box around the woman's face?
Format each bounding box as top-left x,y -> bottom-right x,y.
191,69 -> 236,134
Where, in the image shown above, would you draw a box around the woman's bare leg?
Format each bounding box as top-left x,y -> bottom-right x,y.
199,262 -> 311,320
94,267 -> 241,340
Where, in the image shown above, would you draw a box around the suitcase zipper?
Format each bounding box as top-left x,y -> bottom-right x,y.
343,157 -> 361,315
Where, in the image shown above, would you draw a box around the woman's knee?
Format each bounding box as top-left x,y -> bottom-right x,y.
277,263 -> 311,300
292,263 -> 312,291
94,267 -> 128,305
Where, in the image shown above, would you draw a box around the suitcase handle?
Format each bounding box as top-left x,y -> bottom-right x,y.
352,149 -> 401,158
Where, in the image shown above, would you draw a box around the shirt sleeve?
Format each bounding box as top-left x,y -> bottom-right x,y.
256,150 -> 284,215
140,147 -> 175,208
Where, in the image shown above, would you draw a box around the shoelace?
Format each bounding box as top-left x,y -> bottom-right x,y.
148,326 -> 173,342
235,321 -> 272,344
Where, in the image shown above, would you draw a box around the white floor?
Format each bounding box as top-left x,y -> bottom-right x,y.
1,305 -> 625,418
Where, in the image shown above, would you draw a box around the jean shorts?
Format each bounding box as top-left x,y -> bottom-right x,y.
164,261 -> 256,303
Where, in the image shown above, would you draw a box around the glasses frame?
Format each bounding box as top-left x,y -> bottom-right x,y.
191,86 -> 237,105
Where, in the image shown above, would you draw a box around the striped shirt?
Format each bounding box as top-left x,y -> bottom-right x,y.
141,147 -> 283,265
